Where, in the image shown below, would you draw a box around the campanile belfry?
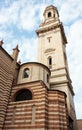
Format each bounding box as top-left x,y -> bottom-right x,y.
36,5 -> 77,130
36,5 -> 68,85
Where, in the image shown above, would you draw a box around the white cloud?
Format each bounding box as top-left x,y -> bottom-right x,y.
18,37 -> 38,63
66,19 -> 82,92
0,1 -> 19,26
0,28 -> 13,49
18,5 -> 38,31
0,1 -> 43,32
65,18 -> 82,119
59,0 -> 82,25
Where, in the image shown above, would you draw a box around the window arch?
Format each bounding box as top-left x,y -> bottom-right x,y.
15,89 -> 32,102
48,12 -> 51,17
48,56 -> 52,69
23,68 -> 29,78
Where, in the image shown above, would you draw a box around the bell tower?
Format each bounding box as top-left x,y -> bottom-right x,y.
36,5 -> 69,85
36,5 -> 77,130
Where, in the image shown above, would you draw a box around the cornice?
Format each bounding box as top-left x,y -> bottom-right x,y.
50,81 -> 74,95
36,22 -> 67,44
36,23 -> 60,34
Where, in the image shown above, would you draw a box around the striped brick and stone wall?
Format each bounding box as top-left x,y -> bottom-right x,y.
48,90 -> 68,130
3,81 -> 47,130
3,80 -> 68,130
0,46 -> 13,129
0,44 -> 19,129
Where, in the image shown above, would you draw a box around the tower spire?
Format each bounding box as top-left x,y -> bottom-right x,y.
0,40 -> 4,46
11,44 -> 20,61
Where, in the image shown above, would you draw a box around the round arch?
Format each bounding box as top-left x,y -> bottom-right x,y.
23,68 -> 29,78
14,89 -> 32,102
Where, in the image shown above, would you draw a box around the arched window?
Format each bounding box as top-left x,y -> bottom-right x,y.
15,89 -> 32,102
48,12 -> 51,17
47,74 -> 49,83
48,56 -> 52,69
49,57 -> 52,65
23,68 -> 29,78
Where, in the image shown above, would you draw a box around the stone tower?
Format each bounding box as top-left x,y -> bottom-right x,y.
36,5 -> 77,130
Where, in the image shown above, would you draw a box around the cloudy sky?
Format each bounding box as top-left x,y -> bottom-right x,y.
0,0 -> 82,119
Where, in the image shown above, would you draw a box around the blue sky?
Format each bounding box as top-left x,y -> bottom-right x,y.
0,0 -> 82,119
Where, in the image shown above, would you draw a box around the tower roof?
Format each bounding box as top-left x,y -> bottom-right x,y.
43,5 -> 59,17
